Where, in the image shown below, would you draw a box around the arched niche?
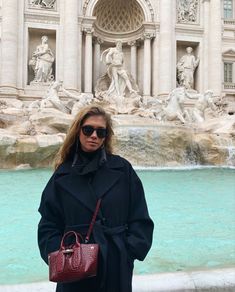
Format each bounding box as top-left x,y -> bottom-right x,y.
83,0 -> 154,22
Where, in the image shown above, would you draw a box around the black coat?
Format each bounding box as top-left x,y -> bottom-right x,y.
38,152 -> 154,292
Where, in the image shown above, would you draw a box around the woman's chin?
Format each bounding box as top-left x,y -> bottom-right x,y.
83,145 -> 99,152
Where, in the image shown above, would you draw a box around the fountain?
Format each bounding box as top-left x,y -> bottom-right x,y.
0,77 -> 234,169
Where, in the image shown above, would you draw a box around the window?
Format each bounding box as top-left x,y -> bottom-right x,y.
224,0 -> 233,19
224,63 -> 233,82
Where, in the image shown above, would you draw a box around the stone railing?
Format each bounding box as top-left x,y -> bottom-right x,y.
223,82 -> 235,90
223,19 -> 235,25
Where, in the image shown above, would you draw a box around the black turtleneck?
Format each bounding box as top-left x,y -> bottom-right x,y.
79,148 -> 101,161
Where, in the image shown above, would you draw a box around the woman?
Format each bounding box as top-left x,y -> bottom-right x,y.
38,105 -> 154,292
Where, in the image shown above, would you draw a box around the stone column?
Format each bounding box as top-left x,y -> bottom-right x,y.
208,0 -> 222,96
77,19 -> 83,92
63,0 -> 78,89
128,41 -> 137,82
152,31 -> 159,97
84,28 -> 94,93
93,38 -> 102,89
17,0 -> 24,89
158,0 -> 174,96
202,0 -> 210,92
1,0 -> 18,91
143,33 -> 153,97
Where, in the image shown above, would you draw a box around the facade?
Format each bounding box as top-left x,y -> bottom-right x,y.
0,0 -> 234,105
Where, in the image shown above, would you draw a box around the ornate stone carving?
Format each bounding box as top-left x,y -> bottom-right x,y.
93,0 -> 144,33
83,27 -> 94,35
177,0 -> 199,23
185,90 -> 217,123
83,0 -> 155,22
128,41 -> 137,46
176,47 -> 199,90
95,41 -> 139,112
29,0 -> 56,9
29,81 -> 68,113
142,32 -> 155,40
29,35 -> 55,84
158,87 -> 187,123
99,41 -> 138,96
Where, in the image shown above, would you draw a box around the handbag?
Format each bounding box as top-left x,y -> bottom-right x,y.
48,198 -> 102,283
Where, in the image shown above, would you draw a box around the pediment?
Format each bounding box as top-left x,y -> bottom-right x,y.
223,48 -> 235,56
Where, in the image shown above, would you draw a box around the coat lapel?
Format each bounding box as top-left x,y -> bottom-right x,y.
56,173 -> 97,214
92,165 -> 123,199
55,154 -> 124,212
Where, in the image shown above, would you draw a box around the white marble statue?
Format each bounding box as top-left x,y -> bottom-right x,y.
159,87 -> 187,123
61,89 -> 93,115
177,0 -> 199,23
30,0 -> 56,9
29,80 -> 93,115
28,80 -> 68,113
100,41 -> 137,97
176,47 -> 199,90
29,35 -> 55,83
185,90 -> 217,123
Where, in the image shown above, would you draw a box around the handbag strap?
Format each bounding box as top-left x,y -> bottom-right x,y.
85,198 -> 102,243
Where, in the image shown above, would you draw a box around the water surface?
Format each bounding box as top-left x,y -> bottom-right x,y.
0,168 -> 234,284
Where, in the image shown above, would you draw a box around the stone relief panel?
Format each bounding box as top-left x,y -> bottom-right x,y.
28,0 -> 56,10
177,0 -> 199,24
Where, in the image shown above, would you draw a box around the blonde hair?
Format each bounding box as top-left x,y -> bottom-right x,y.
54,105 -> 114,169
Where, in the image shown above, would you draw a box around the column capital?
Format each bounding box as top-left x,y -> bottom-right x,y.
128,40 -> 137,46
83,26 -> 94,35
142,32 -> 155,40
93,37 -> 104,45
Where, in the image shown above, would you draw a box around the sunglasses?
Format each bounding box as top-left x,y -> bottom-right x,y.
81,125 -> 107,138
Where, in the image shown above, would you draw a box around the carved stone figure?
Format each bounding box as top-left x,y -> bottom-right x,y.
29,35 -> 55,83
61,89 -> 93,115
100,41 -> 137,97
157,87 -> 186,123
176,47 -> 199,90
28,81 -> 68,113
30,0 -> 56,9
159,87 -> 187,123
177,0 -> 199,23
185,90 -> 217,123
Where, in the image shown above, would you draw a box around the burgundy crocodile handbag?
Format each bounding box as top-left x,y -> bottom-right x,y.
48,199 -> 101,283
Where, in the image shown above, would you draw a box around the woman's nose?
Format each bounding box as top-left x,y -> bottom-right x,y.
90,130 -> 98,138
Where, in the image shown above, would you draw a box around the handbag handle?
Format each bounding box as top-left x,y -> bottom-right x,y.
60,231 -> 83,249
85,198 -> 102,243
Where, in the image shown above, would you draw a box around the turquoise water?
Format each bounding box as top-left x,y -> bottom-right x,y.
0,168 -> 235,284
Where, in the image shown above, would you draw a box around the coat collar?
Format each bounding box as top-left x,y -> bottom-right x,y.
55,154 -> 124,214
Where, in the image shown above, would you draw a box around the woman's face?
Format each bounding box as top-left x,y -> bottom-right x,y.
79,115 -> 107,152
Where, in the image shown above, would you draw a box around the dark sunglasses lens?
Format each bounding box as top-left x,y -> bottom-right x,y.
82,126 -> 107,138
96,128 -> 107,138
82,126 -> 94,136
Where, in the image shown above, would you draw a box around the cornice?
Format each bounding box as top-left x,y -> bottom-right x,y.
24,12 -> 60,24
92,23 -> 146,43
175,23 -> 204,36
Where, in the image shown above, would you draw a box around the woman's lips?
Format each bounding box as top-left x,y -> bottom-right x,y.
87,141 -> 98,145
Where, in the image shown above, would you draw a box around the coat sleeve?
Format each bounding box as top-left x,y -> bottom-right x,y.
37,173 -> 64,264
126,164 -> 154,261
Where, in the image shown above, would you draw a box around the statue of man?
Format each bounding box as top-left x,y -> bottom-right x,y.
176,47 -> 199,90
30,35 -> 55,83
100,41 -> 137,97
